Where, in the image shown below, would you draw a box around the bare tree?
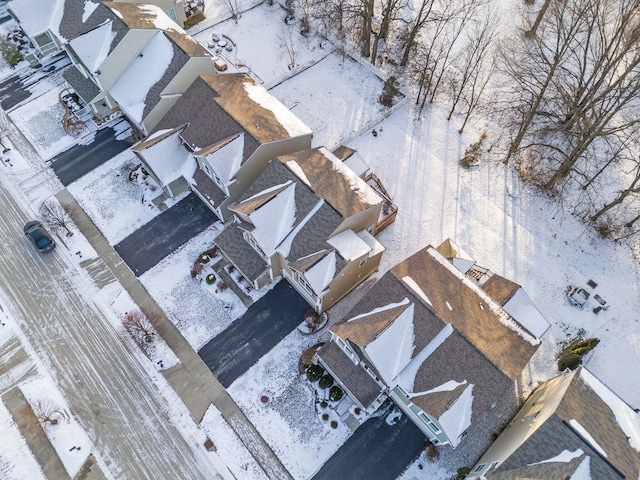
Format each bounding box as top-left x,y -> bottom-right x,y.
399,0 -> 436,66
123,310 -> 155,345
370,0 -> 404,65
40,198 -> 74,237
222,0 -> 240,23
32,399 -> 66,426
525,0 -> 553,38
445,5 -> 498,122
279,25 -> 297,69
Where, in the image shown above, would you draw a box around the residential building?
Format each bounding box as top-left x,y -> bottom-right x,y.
8,2 -> 215,131
466,366 -> 640,480
214,147 -> 386,312
7,0 -> 194,61
318,240 -> 550,446
136,73 -> 312,218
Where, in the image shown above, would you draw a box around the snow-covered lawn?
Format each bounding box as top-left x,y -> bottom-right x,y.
8,84 -> 89,161
140,223 -> 247,350
0,398 -> 45,480
192,2 -> 329,87
348,101 -> 640,409
200,404 -> 268,480
270,53 -> 387,150
228,329 -> 351,480
68,149 -> 163,244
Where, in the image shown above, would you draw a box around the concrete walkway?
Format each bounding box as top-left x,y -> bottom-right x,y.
55,189 -> 292,480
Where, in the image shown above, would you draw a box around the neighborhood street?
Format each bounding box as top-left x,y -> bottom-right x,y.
0,178 -> 228,479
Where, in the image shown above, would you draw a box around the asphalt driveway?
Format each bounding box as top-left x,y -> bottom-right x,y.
199,281 -> 310,387
49,120 -> 131,184
115,194 -> 218,276
313,403 -> 428,480
0,52 -> 70,110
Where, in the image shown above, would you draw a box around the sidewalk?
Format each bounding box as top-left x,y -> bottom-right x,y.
55,189 -> 292,480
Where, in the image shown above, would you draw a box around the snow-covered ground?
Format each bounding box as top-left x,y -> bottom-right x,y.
1,1 -> 639,479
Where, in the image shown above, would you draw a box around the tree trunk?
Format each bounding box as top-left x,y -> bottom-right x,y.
525,0 -> 552,38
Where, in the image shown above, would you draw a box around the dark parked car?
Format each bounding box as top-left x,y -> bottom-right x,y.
24,221 -> 56,253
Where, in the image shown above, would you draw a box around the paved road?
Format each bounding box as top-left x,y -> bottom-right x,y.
313,404 -> 427,480
199,281 -> 310,387
114,193 -> 219,276
49,121 -> 131,184
0,179 -> 227,479
0,52 -> 70,110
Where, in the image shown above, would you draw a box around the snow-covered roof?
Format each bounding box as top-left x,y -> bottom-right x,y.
343,150 -> 370,179
579,369 -> 640,453
203,133 -> 244,185
9,0 -> 64,37
136,129 -> 195,186
249,182 -> 297,256
357,230 -> 385,257
364,303 -> 415,383
327,229 -> 371,261
304,251 -> 337,294
401,276 -> 433,306
437,383 -> 474,448
276,200 -> 324,257
69,20 -> 117,73
110,32 -> 174,123
82,0 -> 99,22
243,82 -> 312,138
502,288 -> 551,339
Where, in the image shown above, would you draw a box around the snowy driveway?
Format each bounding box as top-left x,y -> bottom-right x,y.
0,179 -> 225,478
50,121 -> 131,185
0,52 -> 70,110
199,281 -> 309,387
313,406 -> 427,480
114,193 -> 219,276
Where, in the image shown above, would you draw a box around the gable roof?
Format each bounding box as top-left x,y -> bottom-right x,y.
279,148 -> 382,218
110,30 -> 186,123
391,246 -> 540,379
152,74 -> 310,164
494,367 -> 640,480
133,126 -> 195,185
60,0 -> 128,45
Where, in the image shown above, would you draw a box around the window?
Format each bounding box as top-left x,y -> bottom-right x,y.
202,163 -> 211,175
213,173 -> 223,187
490,461 -> 500,470
473,464 -> 486,473
248,236 -> 266,258
359,256 -> 368,267
165,8 -> 177,21
298,275 -> 314,295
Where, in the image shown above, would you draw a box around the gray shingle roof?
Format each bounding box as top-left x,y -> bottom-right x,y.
214,223 -> 267,282
152,75 -> 262,159
318,341 -> 381,409
63,66 -> 100,103
494,414 -> 626,479
191,167 -> 227,207
59,1 -> 128,46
